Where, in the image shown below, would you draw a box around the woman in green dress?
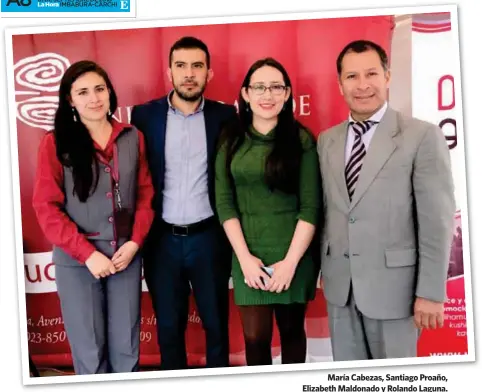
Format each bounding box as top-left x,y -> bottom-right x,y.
215,57 -> 321,365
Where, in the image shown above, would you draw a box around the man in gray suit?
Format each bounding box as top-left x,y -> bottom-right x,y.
317,40 -> 455,360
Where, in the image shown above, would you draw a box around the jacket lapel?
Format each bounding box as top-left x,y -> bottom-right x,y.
203,100 -> 216,163
327,121 -> 351,210
349,107 -> 399,210
154,98 -> 169,188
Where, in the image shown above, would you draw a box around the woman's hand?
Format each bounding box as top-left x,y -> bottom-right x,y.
239,253 -> 271,290
266,258 -> 297,293
112,241 -> 139,272
85,251 -> 117,279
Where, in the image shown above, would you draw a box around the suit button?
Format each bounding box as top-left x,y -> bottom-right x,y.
104,167 -> 111,173
349,217 -> 356,223
344,252 -> 349,258
108,216 -> 114,223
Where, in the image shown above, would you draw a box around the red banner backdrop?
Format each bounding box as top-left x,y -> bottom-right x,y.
12,15 -> 467,369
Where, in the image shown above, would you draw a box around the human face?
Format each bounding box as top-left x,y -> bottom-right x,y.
168,48 -> 213,102
70,71 -> 110,123
338,49 -> 390,121
241,65 -> 291,122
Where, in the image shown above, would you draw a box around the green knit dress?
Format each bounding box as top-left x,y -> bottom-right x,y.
214,125 -> 321,306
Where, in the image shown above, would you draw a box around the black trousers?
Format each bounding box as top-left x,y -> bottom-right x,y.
144,221 -> 231,370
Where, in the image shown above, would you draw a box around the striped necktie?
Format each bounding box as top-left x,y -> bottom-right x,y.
345,120 -> 378,201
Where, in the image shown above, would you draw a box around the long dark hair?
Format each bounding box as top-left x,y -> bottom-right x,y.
220,57 -> 303,194
53,60 -> 118,202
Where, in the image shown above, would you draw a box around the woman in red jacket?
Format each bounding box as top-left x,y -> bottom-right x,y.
32,60 -> 155,374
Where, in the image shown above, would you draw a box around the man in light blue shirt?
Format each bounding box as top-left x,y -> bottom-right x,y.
163,93 -> 214,225
131,36 -> 237,370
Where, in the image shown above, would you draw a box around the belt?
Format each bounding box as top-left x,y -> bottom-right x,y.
162,216 -> 217,236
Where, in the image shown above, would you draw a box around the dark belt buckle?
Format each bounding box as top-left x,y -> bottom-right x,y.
172,225 -> 189,236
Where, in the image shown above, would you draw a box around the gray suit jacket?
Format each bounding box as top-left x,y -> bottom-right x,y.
317,106 -> 455,320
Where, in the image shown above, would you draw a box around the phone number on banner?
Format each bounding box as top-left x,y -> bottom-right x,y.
28,331 -> 153,344
28,331 -> 67,344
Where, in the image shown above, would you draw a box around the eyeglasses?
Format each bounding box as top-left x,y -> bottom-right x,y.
248,84 -> 287,95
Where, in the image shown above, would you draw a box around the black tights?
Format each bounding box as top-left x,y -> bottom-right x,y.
238,303 -> 307,366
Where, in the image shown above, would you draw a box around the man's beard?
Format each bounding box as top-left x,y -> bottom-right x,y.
173,79 -> 207,102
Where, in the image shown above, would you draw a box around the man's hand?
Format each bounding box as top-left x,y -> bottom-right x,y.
414,297 -> 445,329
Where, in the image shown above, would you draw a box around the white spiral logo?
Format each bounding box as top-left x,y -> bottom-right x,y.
14,53 -> 70,131
14,52 -> 70,93
16,96 -> 59,132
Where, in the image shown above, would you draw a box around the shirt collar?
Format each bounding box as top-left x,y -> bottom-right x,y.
167,89 -> 205,114
93,118 -> 128,153
111,118 -> 126,135
348,101 -> 388,124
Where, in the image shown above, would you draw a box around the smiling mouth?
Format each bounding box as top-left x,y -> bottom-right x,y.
259,103 -> 275,109
355,95 -> 374,100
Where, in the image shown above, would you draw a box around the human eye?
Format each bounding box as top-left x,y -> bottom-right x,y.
252,85 -> 265,94
271,85 -> 285,93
